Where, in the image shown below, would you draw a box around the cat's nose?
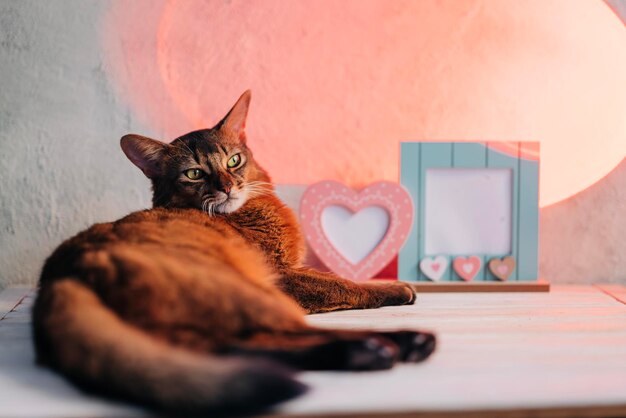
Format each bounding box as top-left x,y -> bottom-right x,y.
216,174 -> 233,195
221,183 -> 232,195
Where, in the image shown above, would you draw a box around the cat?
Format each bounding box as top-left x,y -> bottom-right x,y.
32,90 -> 436,415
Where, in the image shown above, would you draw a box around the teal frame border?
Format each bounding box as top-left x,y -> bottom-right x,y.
398,142 -> 539,282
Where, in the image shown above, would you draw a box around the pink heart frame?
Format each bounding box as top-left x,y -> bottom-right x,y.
300,181 -> 413,281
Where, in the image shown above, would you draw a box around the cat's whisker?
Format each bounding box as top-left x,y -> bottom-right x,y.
248,191 -> 271,197
246,181 -> 273,189
247,189 -> 273,197
246,191 -> 270,199
245,183 -> 273,192
202,199 -> 217,217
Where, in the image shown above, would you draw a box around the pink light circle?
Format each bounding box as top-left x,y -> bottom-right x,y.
103,0 -> 626,207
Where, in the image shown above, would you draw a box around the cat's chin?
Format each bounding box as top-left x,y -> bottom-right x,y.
216,199 -> 245,214
215,190 -> 247,214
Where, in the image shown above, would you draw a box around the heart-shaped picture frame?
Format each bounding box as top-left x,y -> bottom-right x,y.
300,181 -> 413,281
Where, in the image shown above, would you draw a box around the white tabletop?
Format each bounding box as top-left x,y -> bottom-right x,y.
2,285 -> 626,418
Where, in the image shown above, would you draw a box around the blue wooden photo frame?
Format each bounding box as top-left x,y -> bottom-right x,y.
399,142 -> 539,282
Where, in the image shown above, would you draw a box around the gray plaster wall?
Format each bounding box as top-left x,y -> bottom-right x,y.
607,0 -> 626,22
1,1 -> 625,291
0,1 -> 153,290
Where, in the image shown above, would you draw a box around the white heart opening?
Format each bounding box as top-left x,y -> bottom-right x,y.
321,205 -> 390,265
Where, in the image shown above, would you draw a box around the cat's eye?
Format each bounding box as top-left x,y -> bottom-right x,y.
227,154 -> 241,168
184,169 -> 204,180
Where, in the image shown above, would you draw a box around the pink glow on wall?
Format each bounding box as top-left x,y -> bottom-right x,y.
103,0 -> 626,207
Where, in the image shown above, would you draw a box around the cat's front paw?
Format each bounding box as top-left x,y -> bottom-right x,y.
399,282 -> 417,304
381,282 -> 417,306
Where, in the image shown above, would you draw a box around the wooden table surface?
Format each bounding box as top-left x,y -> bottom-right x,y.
1,284 -> 626,418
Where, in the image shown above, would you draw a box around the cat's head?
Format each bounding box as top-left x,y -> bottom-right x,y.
120,90 -> 272,214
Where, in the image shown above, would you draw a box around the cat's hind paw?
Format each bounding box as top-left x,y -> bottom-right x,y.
339,336 -> 399,370
381,331 -> 436,363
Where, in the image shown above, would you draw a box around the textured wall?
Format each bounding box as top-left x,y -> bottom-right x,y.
0,1 -> 153,289
541,157 -> 626,283
1,0 -> 625,291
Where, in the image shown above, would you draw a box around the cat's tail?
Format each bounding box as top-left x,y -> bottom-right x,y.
32,278 -> 307,414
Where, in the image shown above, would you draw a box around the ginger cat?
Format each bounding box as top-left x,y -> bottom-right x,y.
32,91 -> 435,415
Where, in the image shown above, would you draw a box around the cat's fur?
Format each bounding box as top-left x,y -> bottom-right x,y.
32,91 -> 436,415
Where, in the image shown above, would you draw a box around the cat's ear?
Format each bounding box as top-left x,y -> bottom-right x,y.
216,90 -> 251,143
120,134 -> 168,178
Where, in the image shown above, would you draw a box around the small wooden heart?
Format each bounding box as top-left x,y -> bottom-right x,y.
420,256 -> 448,281
453,256 -> 481,281
488,256 -> 516,281
300,181 -> 413,281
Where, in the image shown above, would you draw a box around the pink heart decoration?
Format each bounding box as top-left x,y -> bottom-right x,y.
420,256 -> 448,281
453,256 -> 482,281
300,181 -> 413,281
488,256 -> 516,281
